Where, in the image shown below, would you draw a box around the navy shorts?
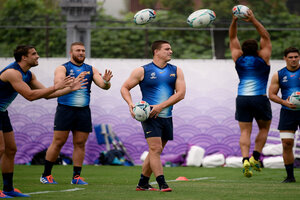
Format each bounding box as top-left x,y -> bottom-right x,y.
0,110 -> 13,133
141,117 -> 173,140
278,108 -> 300,131
235,95 -> 272,122
54,104 -> 92,132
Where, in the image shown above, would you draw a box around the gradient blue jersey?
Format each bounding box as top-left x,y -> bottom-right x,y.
139,62 -> 177,118
0,62 -> 32,112
57,61 -> 93,107
235,56 -> 270,95
278,67 -> 300,110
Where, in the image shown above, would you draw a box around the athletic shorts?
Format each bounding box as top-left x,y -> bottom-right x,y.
235,95 -> 272,122
0,110 -> 13,132
141,117 -> 173,140
278,108 -> 300,131
54,103 -> 92,132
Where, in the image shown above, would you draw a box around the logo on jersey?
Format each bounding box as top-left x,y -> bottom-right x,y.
170,73 -> 175,77
282,76 -> 288,82
69,69 -> 75,77
150,72 -> 157,79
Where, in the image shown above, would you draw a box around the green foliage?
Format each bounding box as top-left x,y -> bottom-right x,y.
0,0 -> 300,59
0,0 -> 65,57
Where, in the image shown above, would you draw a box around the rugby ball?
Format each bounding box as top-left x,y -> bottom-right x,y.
289,91 -> 300,107
232,5 -> 250,19
134,9 -> 156,25
187,9 -> 216,28
133,101 -> 151,122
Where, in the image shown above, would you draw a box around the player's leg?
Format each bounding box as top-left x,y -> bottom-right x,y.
249,119 -> 271,171
238,122 -> 253,177
281,132 -> 296,183
278,109 -> 297,183
40,130 -> 69,184
1,131 -> 29,197
71,130 -> 89,185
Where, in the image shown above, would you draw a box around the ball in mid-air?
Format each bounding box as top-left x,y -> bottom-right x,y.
133,101 -> 151,122
232,5 -> 250,19
187,9 -> 216,28
134,8 -> 156,25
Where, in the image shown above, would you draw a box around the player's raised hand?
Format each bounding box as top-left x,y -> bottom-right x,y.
102,69 -> 113,83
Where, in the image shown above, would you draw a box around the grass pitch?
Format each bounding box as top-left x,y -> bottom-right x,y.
9,165 -> 300,200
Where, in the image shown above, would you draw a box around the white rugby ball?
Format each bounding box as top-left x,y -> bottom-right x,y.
289,91 -> 300,107
134,8 -> 156,25
232,5 -> 250,19
187,9 -> 216,28
133,101 -> 151,122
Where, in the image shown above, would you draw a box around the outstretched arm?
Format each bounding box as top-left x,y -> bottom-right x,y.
229,15 -> 243,62
244,9 -> 271,64
93,67 -> 113,90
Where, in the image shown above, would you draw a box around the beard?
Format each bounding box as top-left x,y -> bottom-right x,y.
72,54 -> 85,64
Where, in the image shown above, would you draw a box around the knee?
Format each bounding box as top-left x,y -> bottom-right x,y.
5,145 -> 17,157
73,140 -> 86,149
282,141 -> 294,152
149,145 -> 163,155
0,145 -> 5,157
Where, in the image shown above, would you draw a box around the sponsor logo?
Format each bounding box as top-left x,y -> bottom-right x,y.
170,73 -> 175,77
282,76 -> 288,82
146,131 -> 152,134
150,72 -> 157,79
290,74 -> 295,77
160,71 -> 165,74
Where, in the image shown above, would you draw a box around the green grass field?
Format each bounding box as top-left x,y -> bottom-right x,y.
8,165 -> 300,200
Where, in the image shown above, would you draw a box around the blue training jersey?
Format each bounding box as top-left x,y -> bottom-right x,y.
0,62 -> 32,112
139,62 -> 177,118
278,67 -> 300,110
235,55 -> 270,96
57,61 -> 93,107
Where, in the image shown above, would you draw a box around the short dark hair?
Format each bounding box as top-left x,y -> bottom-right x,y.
242,39 -> 258,56
151,40 -> 170,55
14,45 -> 35,62
284,47 -> 299,57
70,42 -> 85,51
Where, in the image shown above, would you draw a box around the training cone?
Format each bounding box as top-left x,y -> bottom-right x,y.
176,176 -> 189,181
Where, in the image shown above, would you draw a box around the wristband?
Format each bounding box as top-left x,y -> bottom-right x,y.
104,80 -> 110,84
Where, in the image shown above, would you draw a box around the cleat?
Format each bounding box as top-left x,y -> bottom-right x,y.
0,190 -> 12,198
40,175 -> 58,184
160,183 -> 172,192
136,184 -> 158,191
281,177 -> 296,183
71,175 -> 88,185
243,160 -> 253,178
250,156 -> 262,172
3,188 -> 30,197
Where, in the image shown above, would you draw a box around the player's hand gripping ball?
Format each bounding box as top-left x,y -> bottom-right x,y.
133,101 -> 151,122
134,9 -> 156,25
232,5 -> 250,19
289,91 -> 300,108
187,9 -> 216,28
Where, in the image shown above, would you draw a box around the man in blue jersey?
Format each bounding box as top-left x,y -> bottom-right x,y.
269,47 -> 300,183
121,40 -> 186,192
40,42 -> 113,185
229,9 -> 272,177
0,45 -> 85,198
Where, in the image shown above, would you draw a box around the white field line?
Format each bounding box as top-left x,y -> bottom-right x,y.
150,177 -> 216,185
26,187 -> 85,195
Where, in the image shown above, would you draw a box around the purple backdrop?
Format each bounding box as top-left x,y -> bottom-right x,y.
0,58 -> 284,165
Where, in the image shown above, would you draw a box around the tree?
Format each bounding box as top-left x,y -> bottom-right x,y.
0,0 -> 65,57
